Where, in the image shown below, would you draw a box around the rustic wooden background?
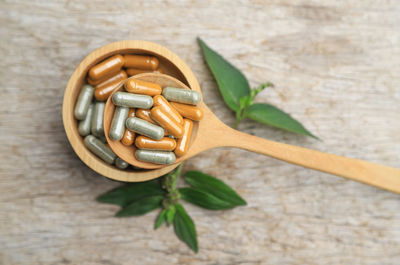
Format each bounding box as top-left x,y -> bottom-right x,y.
1,0 -> 399,264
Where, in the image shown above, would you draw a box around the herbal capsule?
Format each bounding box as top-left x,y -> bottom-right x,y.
78,103 -> 94,136
175,119 -> 193,157
109,106 -> 129,141
91,102 -> 105,137
125,79 -> 162,96
135,136 -> 176,151
126,68 -> 163,76
89,54 -> 124,81
84,135 -> 116,164
74,84 -> 94,120
135,150 -> 176,165
136,109 -> 156,124
112,91 -> 153,109
94,70 -> 127,101
153,95 -> 183,125
124,55 -> 159,70
126,117 -> 164,140
169,102 -> 204,121
88,70 -> 118,86
162,87 -> 201,105
115,157 -> 129,169
121,109 -> 136,146
151,106 -> 184,138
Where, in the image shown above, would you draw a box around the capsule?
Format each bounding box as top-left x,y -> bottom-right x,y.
78,103 -> 94,136
135,150 -> 176,165
109,106 -> 129,141
153,95 -> 183,125
125,79 -> 162,96
91,102 -> 105,137
112,91 -> 153,109
169,102 -> 204,121
135,136 -> 176,151
175,119 -> 193,157
84,135 -> 116,164
126,117 -> 164,140
136,109 -> 156,124
126,68 -> 163,76
74,84 -> 94,120
150,106 -> 184,138
94,70 -> 127,101
121,109 -> 136,146
89,54 -> 124,81
162,87 -> 201,105
88,70 -> 119,86
115,157 -> 129,169
124,55 -> 159,70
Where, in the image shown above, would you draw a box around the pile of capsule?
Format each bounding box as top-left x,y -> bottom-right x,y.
74,53 -> 163,170
110,78 -> 203,165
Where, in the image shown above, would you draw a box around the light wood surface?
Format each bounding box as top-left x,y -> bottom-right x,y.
1,1 -> 400,264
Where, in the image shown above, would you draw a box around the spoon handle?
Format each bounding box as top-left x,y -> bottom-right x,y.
217,128 -> 400,194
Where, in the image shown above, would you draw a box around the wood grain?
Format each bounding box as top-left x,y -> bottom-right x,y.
1,0 -> 400,264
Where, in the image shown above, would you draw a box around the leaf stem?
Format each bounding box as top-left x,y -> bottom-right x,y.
162,164 -> 183,209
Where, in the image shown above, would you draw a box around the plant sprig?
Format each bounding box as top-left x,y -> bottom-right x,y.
198,37 -> 318,139
97,164 -> 246,253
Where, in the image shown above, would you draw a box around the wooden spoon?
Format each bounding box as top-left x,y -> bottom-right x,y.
104,73 -> 400,194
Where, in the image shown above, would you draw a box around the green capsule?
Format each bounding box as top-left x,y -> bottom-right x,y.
126,117 -> 164,140
115,157 -> 129,169
84,135 -> 116,164
109,106 -> 129,141
74,84 -> 94,120
135,150 -> 176,165
78,103 -> 94,136
162,87 -> 201,105
91,102 -> 105,137
112,91 -> 153,109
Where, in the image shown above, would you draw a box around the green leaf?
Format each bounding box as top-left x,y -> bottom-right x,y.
173,204 -> 198,253
198,37 -> 250,112
97,180 -> 164,207
166,205 -> 176,225
116,195 -> 163,217
246,103 -> 318,139
154,209 -> 166,230
184,171 -> 247,206
179,187 -> 237,210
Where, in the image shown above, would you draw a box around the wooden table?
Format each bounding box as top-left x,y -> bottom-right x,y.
1,1 -> 399,264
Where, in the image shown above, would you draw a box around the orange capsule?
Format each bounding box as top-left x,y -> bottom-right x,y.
169,102 -> 204,121
89,54 -> 124,81
94,70 -> 128,101
175,119 -> 193,157
123,55 -> 159,70
126,68 -> 164,76
121,109 -> 136,146
153,95 -> 183,125
136,109 -> 169,135
135,136 -> 176,151
151,107 -> 184,138
136,109 -> 156,124
125,79 -> 162,96
87,70 -> 119,86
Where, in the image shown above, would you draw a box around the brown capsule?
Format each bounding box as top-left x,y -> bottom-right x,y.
135,136 -> 176,151
175,119 -> 193,157
123,55 -> 159,70
126,68 -> 164,76
153,95 -> 183,125
121,109 -> 136,146
125,79 -> 162,96
151,106 -> 184,138
87,70 -> 119,86
94,70 -> 128,101
169,102 -> 204,121
89,54 -> 124,81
